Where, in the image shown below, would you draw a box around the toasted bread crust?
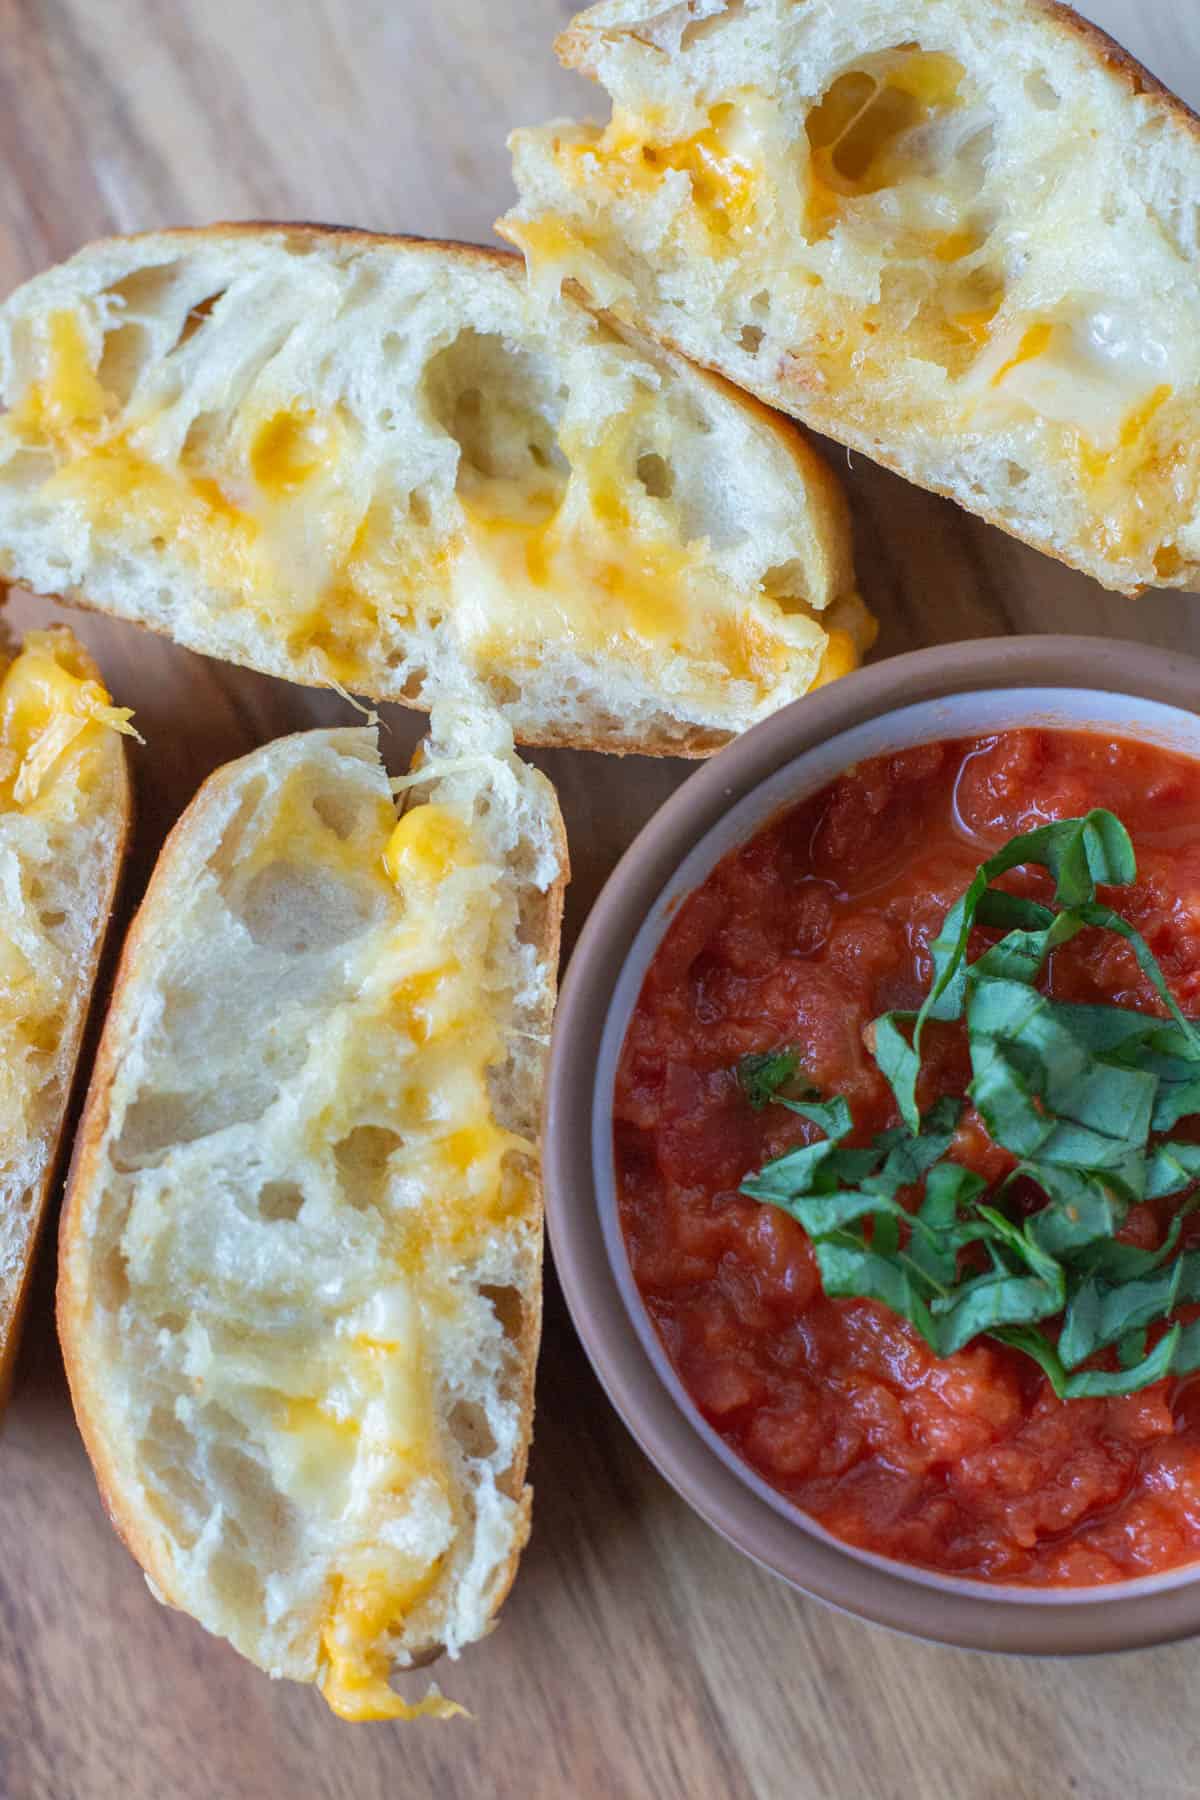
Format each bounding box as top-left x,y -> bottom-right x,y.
555,0 -> 1198,131
1037,2 -> 1200,130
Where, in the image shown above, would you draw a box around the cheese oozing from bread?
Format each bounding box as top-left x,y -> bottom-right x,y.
502,0 -> 1200,594
58,714 -> 566,1719
0,622 -> 131,1396
0,229 -> 871,754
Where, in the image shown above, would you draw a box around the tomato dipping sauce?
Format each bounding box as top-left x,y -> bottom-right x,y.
614,730 -> 1200,1584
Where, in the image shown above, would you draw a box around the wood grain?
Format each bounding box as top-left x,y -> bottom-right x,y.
1,2 -> 1199,1796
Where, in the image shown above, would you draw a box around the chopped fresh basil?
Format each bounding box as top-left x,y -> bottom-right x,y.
736,1048 -> 808,1111
738,809 -> 1200,1397
1071,1213 -> 1185,1282
1117,1327 -> 1149,1370
932,1269 -> 1064,1358
1058,1261 -> 1185,1370
1146,1140 -> 1200,1199
814,1239 -> 938,1343
1020,1164 -> 1126,1256
1062,1327 -> 1180,1398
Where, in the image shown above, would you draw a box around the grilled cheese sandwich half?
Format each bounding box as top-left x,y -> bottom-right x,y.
503,0 -> 1200,594
0,228 -> 871,755
58,710 -> 566,1719
0,619 -> 132,1402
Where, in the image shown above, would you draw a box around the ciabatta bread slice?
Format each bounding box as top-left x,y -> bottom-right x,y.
0,226 -> 870,755
58,710 -> 567,1720
503,0 -> 1200,594
0,619 -> 131,1404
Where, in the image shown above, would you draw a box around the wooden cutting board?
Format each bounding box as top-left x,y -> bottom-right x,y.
1,3 -> 1198,1796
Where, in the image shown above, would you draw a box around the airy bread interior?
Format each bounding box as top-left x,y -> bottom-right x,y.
58,714 -> 566,1719
0,227 -> 871,754
0,619 -> 130,1398
503,0 -> 1200,594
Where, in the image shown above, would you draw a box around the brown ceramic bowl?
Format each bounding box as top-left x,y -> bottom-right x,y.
544,635 -> 1200,1654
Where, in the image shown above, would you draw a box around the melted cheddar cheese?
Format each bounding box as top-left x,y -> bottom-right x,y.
322,1568 -> 463,1723
961,308 -> 1189,561
539,55 -> 967,256
9,310 -> 112,445
304,793 -> 529,1722
249,408 -> 344,498
452,413 -> 702,672
0,628 -> 135,815
521,59 -> 997,396
805,50 -> 965,231
555,98 -> 761,252
3,298 -> 865,717
314,1288 -> 464,1723
811,627 -> 861,690
0,628 -> 133,1209
135,759 -> 536,1722
383,801 -> 474,887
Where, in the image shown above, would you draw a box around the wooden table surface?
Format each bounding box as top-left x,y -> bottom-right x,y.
2,2 -> 1199,1796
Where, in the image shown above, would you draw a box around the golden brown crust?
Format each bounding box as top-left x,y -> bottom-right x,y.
0,636 -> 132,1412
1035,1 -> 1200,134
110,221 -> 526,267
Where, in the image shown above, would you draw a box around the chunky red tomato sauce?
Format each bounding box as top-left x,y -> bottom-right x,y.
614,730 -> 1200,1584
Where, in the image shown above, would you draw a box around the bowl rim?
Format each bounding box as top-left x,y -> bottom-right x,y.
543,634 -> 1200,1656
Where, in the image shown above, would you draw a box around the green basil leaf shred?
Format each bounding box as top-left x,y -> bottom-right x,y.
1062,1327 -> 1180,1398
736,1048 -> 806,1111
732,808 -> 1200,1397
